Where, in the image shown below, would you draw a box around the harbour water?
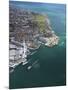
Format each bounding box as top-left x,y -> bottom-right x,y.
9,1 -> 66,89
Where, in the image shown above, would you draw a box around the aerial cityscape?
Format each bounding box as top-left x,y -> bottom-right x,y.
9,1 -> 66,89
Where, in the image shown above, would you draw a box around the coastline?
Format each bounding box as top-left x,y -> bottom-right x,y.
9,4 -> 59,72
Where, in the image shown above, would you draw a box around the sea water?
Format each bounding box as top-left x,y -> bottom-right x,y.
9,1 -> 66,89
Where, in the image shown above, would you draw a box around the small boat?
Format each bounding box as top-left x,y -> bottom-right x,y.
27,66 -> 32,70
27,59 -> 39,70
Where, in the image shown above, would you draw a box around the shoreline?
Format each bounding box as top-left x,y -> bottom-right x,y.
9,5 -> 59,72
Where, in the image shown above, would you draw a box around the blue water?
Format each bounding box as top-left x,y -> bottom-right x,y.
10,1 -> 66,35
9,1 -> 66,89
